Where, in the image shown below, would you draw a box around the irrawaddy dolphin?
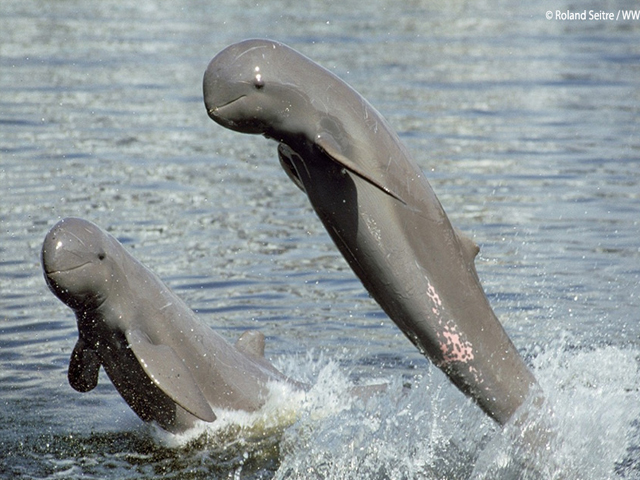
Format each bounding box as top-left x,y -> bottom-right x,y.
42,217 -> 297,433
203,39 -> 539,425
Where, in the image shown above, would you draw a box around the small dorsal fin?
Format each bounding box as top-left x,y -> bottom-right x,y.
235,330 -> 266,358
68,338 -> 101,393
454,227 -> 480,265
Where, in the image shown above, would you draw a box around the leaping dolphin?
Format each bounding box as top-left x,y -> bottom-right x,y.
42,217 -> 297,433
203,39 -> 539,424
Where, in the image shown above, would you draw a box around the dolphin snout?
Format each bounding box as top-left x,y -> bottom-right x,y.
42,218 -> 101,274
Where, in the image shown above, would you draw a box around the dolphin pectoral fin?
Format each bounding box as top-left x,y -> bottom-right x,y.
235,330 -> 266,358
68,338 -> 100,393
126,329 -> 216,423
314,133 -> 407,205
278,143 -> 306,192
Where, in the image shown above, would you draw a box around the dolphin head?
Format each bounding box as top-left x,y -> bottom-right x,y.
42,218 -> 120,311
203,39 -> 316,141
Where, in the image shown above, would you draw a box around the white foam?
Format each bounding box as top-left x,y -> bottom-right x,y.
150,342 -> 640,478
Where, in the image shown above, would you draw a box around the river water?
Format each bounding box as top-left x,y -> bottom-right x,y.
1,0 -> 639,478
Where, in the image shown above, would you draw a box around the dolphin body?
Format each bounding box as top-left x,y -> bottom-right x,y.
42,217 -> 294,433
203,39 -> 539,424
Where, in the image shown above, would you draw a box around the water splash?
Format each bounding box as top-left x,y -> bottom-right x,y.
97,340 -> 640,479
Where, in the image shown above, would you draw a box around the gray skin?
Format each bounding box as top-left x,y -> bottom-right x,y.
203,39 -> 539,425
42,217 -> 295,433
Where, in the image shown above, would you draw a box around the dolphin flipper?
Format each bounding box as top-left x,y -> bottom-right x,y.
314,134 -> 407,205
126,329 -> 216,422
68,338 -> 100,393
278,144 -> 306,193
302,132 -> 482,272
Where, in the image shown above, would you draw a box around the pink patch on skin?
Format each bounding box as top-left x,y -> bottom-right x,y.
425,280 -> 477,376
426,283 -> 442,306
467,365 -> 482,385
426,282 -> 442,317
439,326 -> 474,364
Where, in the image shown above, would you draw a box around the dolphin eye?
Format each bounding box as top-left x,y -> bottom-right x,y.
98,253 -> 106,261
254,73 -> 265,89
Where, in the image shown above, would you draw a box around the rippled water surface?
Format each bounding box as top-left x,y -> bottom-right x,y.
2,0 -> 640,478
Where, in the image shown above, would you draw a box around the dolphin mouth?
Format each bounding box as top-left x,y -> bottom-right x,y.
44,261 -> 91,276
207,95 -> 267,135
207,95 -> 246,119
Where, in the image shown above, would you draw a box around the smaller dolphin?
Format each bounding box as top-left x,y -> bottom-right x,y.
42,217 -> 295,433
